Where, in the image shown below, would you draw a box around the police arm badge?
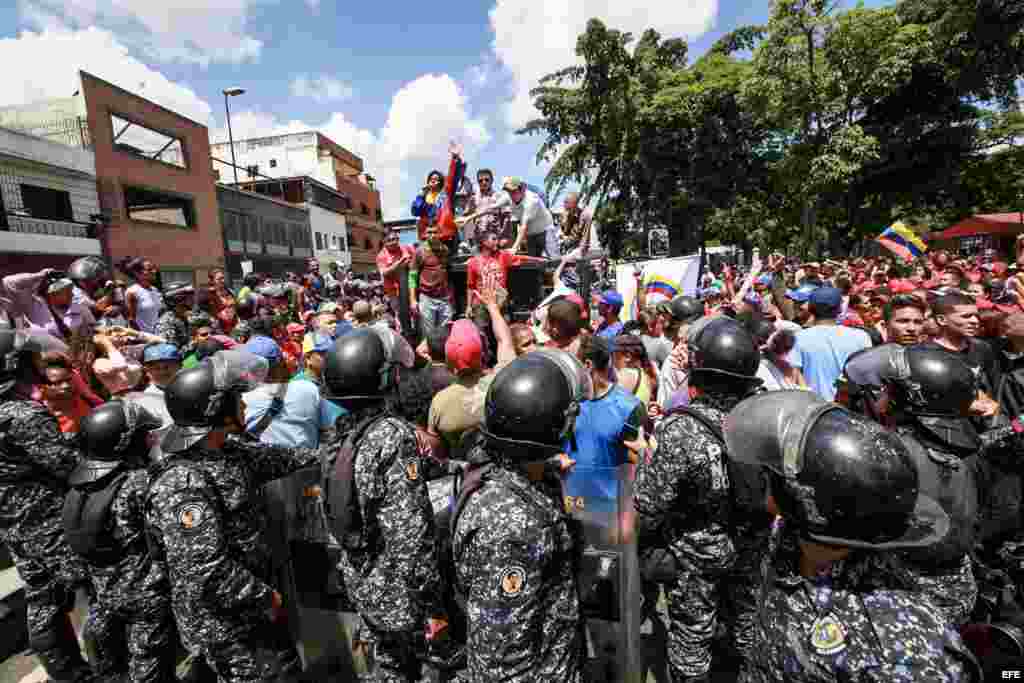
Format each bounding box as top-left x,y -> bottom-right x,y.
499,566 -> 527,598
176,500 -> 211,534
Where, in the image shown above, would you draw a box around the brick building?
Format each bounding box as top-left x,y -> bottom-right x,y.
78,71 -> 224,288
0,71 -> 227,288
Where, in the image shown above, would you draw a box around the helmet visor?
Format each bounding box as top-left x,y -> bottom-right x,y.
207,349 -> 269,392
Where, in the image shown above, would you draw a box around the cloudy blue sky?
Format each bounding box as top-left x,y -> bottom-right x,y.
0,0 -> 892,219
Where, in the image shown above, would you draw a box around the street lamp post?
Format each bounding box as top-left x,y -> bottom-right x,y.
222,87 -> 245,185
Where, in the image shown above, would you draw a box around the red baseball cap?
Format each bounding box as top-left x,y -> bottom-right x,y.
446,320 -> 483,373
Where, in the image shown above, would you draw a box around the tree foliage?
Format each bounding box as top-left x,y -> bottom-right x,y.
522,0 -> 1024,257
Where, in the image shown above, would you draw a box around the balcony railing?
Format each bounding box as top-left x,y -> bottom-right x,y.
4,214 -> 96,239
2,117 -> 92,150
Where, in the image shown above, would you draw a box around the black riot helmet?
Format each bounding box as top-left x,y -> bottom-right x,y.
68,256 -> 109,291
724,390 -> 948,550
669,295 -> 704,324
321,327 -> 417,402
837,343 -> 901,417
482,350 -> 592,457
885,345 -> 977,417
71,401 -> 161,486
162,350 -> 268,453
686,316 -> 762,390
323,328 -> 389,401
884,344 -> 980,452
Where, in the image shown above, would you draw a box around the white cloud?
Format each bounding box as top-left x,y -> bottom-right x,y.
0,26 -> 214,124
488,0 -> 719,129
213,73 -> 492,221
290,74 -> 354,103
19,0 -> 264,66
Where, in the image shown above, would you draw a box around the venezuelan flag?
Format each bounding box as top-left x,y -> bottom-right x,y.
646,276 -> 679,300
876,221 -> 927,261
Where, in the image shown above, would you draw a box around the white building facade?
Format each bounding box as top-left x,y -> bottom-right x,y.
0,124 -> 102,275
309,204 -> 350,268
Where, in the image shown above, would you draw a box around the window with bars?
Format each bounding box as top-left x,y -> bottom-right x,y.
265,220 -> 289,255
244,214 -> 261,253
291,223 -> 313,258
20,184 -> 74,221
223,211 -> 244,253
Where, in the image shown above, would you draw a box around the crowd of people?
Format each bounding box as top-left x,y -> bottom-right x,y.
4,188 -> 1024,683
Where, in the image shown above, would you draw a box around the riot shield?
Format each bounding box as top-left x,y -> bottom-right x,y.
262,465 -> 364,679
562,464 -> 642,683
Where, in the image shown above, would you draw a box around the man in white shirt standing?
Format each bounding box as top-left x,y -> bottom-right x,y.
458,176 -> 559,258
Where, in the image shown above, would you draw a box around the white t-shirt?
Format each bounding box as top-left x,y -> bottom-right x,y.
494,189 -> 555,236
127,284 -> 163,333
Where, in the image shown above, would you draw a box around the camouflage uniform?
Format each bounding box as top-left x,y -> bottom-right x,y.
0,398 -> 93,681
634,395 -> 738,681
145,434 -> 318,682
745,521 -> 980,683
452,452 -> 584,682
78,468 -> 175,682
153,311 -> 189,350
331,404 -> 442,682
889,428 -> 979,626
974,424 -> 1024,614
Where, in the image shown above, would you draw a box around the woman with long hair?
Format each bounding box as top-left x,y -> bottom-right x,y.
205,267 -> 236,319
118,257 -> 163,333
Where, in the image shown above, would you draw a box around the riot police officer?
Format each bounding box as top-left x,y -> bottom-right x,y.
322,327 -> 442,682
64,400 -> 175,682
635,315 -> 766,682
0,329 -> 94,682
723,391 -> 980,682
451,349 -> 590,682
145,350 -> 319,681
872,344 -> 983,626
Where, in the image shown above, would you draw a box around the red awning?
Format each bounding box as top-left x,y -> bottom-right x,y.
935,213 -> 1024,240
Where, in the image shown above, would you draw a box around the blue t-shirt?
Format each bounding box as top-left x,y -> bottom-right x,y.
243,379 -> 336,449
596,321 -> 624,346
565,384 -> 644,499
787,325 -> 871,401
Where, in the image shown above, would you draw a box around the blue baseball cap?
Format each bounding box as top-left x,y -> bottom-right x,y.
599,290 -> 624,309
809,286 -> 843,308
142,343 -> 181,364
243,335 -> 283,363
786,284 -> 820,303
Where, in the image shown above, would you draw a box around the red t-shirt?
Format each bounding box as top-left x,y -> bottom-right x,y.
376,245 -> 415,297
467,250 -> 523,296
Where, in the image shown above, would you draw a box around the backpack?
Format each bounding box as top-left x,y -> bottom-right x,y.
63,467 -> 134,566
663,406 -> 769,529
322,414 -> 393,550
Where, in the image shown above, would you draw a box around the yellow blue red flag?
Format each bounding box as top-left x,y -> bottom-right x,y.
876,221 -> 927,261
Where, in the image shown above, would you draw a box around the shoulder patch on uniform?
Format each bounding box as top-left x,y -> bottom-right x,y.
499,565 -> 527,597
176,501 -> 210,533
